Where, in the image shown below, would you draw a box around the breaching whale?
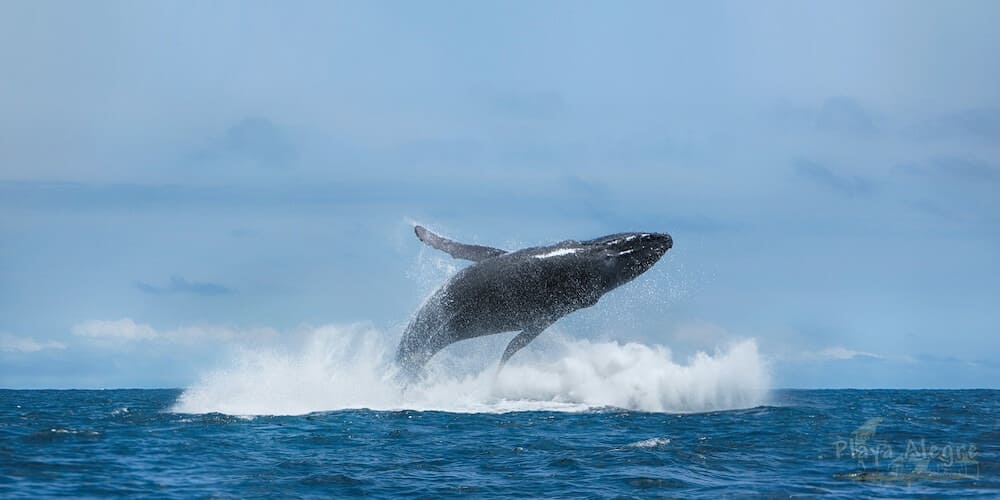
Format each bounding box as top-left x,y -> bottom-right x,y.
395,225 -> 672,378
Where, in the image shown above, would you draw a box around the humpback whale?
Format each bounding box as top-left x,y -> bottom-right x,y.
396,226 -> 672,378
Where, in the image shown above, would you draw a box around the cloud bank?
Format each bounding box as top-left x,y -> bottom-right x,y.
135,276 -> 235,296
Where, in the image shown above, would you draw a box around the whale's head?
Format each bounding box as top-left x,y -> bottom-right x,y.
584,232 -> 673,290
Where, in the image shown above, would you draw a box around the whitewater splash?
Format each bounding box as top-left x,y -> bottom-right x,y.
173,324 -> 770,415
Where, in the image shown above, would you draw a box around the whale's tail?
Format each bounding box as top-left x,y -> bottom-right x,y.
394,334 -> 451,383
394,293 -> 455,381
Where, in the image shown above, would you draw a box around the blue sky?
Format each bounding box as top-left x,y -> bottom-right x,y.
1,1 -> 998,389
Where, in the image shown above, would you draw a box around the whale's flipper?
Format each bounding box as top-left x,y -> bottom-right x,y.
415,225 -> 506,262
497,321 -> 552,370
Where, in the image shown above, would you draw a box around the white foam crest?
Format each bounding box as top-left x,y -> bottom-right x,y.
172,324 -> 770,416
624,437 -> 672,449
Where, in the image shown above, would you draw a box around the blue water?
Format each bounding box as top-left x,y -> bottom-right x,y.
1,389 -> 996,497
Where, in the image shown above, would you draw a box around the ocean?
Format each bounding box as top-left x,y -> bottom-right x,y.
1,387 -> 996,497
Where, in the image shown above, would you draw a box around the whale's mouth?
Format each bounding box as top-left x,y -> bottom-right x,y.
593,232 -> 672,287
642,232 -> 672,249
661,234 -> 674,250
591,232 -> 671,249
615,233 -> 672,259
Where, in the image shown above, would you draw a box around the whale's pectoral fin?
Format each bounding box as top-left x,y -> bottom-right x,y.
415,225 -> 507,262
498,322 -> 551,369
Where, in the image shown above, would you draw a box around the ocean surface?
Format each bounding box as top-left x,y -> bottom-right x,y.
1,388 -> 996,498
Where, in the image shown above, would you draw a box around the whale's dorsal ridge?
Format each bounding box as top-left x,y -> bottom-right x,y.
414,225 -> 507,262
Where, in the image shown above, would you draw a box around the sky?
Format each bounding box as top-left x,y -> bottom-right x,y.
1,1 -> 998,389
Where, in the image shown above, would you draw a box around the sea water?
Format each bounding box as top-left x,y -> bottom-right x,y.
1,326 -> 996,497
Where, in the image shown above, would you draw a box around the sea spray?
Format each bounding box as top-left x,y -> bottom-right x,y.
172,324 -> 770,415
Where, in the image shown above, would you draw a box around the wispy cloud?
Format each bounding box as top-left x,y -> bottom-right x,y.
784,346 -> 917,363
770,97 -> 877,138
490,89 -> 568,119
135,276 -> 235,296
193,116 -> 296,169
893,157 -> 998,183
931,157 -> 999,183
794,160 -> 874,197
809,346 -> 884,361
0,179 -> 555,214
906,199 -> 959,221
392,137 -> 486,166
0,181 -> 234,211
70,318 -> 278,346
892,157 -> 997,223
72,319 -> 157,341
916,107 -> 1000,142
0,333 -> 66,353
815,96 -> 876,137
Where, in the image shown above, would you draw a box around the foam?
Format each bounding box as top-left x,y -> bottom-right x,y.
624,437 -> 672,449
172,324 -> 770,415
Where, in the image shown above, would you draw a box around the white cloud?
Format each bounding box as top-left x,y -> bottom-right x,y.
795,346 -> 885,361
0,333 -> 66,353
772,346 -> 920,367
166,324 -> 279,345
72,319 -> 158,341
817,346 -> 884,360
70,318 -> 278,346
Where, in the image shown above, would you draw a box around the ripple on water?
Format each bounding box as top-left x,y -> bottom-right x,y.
622,437 -> 671,449
623,476 -> 690,489
21,428 -> 102,444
